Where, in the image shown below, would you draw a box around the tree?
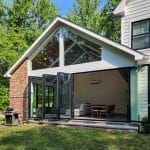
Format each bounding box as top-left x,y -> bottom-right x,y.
100,0 -> 121,41
67,0 -> 101,33
7,0 -> 59,45
0,0 -> 59,111
67,0 -> 121,41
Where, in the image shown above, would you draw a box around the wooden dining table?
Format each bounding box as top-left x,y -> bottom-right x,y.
91,104 -> 108,117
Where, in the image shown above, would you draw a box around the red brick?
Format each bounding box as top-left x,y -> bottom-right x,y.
9,59 -> 28,120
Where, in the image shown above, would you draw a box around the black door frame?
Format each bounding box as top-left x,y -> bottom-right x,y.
28,67 -> 133,122
148,65 -> 150,121
28,76 -> 42,119
42,74 -> 57,120
73,67 -> 131,122
57,72 -> 74,120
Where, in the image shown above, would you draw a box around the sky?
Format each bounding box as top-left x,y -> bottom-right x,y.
51,0 -> 107,15
6,0 -> 107,16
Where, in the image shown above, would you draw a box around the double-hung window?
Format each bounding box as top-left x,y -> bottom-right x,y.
132,19 -> 150,50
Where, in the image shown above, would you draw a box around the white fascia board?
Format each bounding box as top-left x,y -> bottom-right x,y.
5,17 -> 60,77
57,17 -> 144,60
113,0 -> 126,16
5,16 -> 144,77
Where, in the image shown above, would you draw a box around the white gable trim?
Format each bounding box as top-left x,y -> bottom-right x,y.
113,0 -> 126,16
5,16 -> 144,77
113,0 -> 132,16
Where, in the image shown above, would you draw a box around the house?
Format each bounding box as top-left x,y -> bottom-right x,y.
5,0 -> 150,123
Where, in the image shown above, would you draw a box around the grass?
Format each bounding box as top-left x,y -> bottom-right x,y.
0,116 -> 5,125
0,124 -> 150,150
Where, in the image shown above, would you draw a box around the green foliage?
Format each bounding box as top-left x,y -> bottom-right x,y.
0,125 -> 150,149
100,0 -> 121,41
67,0 -> 121,41
0,86 -> 9,111
67,0 -> 101,33
0,0 -> 59,111
141,117 -> 150,133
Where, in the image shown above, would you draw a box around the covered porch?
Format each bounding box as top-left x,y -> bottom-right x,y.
73,68 -> 130,122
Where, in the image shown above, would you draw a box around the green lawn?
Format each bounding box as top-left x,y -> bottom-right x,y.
0,116 -> 5,125
0,124 -> 150,150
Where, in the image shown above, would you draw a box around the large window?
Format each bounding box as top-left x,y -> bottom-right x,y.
32,30 -> 59,70
132,19 -> 150,50
63,28 -> 101,65
32,27 -> 101,70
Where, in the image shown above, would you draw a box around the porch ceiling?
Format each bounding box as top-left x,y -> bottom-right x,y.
29,60 -> 133,77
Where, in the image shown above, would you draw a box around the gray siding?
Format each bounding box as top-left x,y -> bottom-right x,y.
121,0 -> 150,55
137,66 -> 148,120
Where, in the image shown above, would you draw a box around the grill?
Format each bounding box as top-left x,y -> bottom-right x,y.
5,108 -> 19,126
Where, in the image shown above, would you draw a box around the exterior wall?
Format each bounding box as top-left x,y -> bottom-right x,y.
137,66 -> 148,120
130,66 -> 148,121
74,70 -> 128,114
121,0 -> 150,54
130,68 -> 138,121
29,46 -> 135,77
9,59 -> 28,120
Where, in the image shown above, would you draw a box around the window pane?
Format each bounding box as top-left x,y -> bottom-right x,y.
133,20 -> 149,35
63,28 -> 101,66
32,30 -> 59,70
132,34 -> 149,49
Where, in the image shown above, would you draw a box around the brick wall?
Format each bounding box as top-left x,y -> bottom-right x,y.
9,59 -> 28,120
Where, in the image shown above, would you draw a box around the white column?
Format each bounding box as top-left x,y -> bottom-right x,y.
59,27 -> 65,67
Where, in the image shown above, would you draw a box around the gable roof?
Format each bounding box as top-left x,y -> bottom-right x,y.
5,16 -> 144,77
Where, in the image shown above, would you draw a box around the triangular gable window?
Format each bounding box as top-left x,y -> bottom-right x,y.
32,27 -> 101,70
32,30 -> 59,70
63,28 -> 101,65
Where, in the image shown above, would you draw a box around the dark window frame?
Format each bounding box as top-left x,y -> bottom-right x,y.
131,18 -> 150,50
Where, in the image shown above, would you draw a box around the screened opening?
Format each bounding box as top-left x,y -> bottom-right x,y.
32,30 -> 59,70
63,28 -> 101,65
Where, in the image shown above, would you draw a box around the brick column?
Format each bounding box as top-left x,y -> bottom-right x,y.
9,59 -> 28,121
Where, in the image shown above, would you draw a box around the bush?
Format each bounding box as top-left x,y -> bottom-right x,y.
141,117 -> 150,133
0,86 -> 9,111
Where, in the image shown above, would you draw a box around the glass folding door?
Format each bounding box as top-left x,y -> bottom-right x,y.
29,77 -> 42,119
42,74 -> 57,120
57,72 -> 74,119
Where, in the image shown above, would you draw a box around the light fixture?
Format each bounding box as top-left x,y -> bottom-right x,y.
90,79 -> 101,84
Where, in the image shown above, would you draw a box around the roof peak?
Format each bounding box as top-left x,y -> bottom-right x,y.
5,16 -> 144,77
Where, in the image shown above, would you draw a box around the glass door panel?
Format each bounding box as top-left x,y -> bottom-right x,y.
57,72 -> 73,119
42,74 -> 57,120
29,77 -> 42,119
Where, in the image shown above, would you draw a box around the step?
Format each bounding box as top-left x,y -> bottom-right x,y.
28,119 -> 139,132
68,120 -> 138,131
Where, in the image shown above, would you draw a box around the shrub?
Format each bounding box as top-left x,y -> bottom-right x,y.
0,86 -> 9,111
141,117 -> 150,133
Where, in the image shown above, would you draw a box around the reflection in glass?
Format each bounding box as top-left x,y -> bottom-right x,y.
32,30 -> 59,70
63,28 -> 101,65
31,83 -> 42,118
32,27 -> 101,69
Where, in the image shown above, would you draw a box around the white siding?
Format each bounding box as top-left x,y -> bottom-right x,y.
121,0 -> 150,55
137,66 -> 148,120
29,46 -> 135,76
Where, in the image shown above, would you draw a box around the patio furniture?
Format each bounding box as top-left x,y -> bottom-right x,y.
99,105 -> 115,117
108,105 -> 115,117
74,109 -> 80,116
80,103 -> 91,116
99,105 -> 109,117
91,104 -> 101,117
92,109 -> 99,117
